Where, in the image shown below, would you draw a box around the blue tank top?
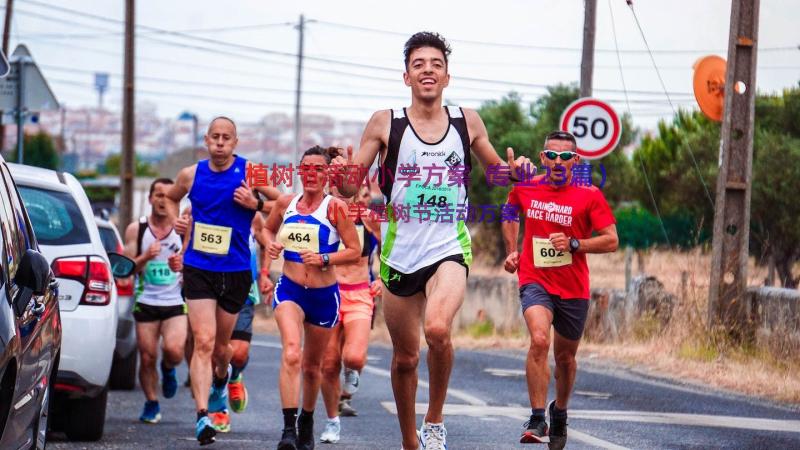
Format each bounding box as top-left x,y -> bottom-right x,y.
184,156 -> 255,272
278,194 -> 340,263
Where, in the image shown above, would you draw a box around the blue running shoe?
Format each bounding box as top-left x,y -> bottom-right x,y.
208,382 -> 229,413
161,362 -> 178,399
196,415 -> 216,445
139,400 -> 161,424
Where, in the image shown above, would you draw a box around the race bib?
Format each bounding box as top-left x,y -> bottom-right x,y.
143,261 -> 177,286
192,222 -> 232,255
339,224 -> 365,252
532,238 -> 573,268
404,181 -> 459,220
279,223 -> 320,253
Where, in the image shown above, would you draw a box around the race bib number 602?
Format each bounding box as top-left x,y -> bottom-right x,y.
532,237 -> 572,268
193,222 -> 233,255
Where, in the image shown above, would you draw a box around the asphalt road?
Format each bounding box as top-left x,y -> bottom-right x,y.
49,334 -> 800,449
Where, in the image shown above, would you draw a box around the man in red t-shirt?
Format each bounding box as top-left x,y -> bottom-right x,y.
502,130 -> 618,448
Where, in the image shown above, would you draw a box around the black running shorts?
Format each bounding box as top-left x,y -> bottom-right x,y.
183,265 -> 252,315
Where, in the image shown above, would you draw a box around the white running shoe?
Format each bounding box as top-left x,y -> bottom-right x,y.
320,417 -> 341,444
343,369 -> 360,395
418,422 -> 447,450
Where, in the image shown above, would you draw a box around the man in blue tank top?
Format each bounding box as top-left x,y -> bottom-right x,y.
167,116 -> 279,445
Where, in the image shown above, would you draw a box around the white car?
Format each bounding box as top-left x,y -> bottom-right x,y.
8,163 -> 118,441
95,217 -> 137,390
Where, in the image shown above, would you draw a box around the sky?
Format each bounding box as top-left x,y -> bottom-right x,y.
6,0 -> 800,132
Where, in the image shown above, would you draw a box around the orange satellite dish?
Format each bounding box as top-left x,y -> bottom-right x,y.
693,55 -> 727,122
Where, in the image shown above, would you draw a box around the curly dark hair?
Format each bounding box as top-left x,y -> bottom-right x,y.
403,31 -> 451,69
301,145 -> 331,164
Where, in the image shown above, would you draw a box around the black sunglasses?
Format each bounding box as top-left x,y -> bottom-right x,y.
543,150 -> 577,161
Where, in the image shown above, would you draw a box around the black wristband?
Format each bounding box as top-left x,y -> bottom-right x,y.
256,198 -> 264,211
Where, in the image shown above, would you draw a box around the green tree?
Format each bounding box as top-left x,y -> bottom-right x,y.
103,153 -> 158,177
6,131 -> 60,169
629,83 -> 800,287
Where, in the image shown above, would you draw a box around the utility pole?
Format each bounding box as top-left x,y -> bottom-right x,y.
1,0 -> 13,152
293,14 -> 305,191
708,0 -> 760,335
580,0 -> 597,98
119,0 -> 135,231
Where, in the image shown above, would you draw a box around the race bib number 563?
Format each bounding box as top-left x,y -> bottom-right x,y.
532,238 -> 572,268
193,222 -> 232,255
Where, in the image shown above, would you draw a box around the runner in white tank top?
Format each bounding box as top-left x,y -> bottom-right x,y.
329,32 -> 532,450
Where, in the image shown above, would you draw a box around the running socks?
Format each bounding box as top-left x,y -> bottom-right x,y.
551,405 -> 567,420
231,357 -> 249,380
213,372 -> 229,389
532,408 -> 546,422
197,409 -> 208,421
282,408 -> 298,430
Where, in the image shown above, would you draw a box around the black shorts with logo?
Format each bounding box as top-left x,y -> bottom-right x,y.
381,254 -> 469,297
182,265 -> 252,314
520,283 -> 589,341
133,302 -> 187,323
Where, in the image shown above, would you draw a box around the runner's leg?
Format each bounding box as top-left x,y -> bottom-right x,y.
523,305 -> 554,409
160,313 -> 187,369
383,287 -> 425,450
188,299 -> 217,411
136,320 -> 161,402
320,323 -> 344,419
552,331 -> 580,409
275,301 -> 304,407
341,318 -> 371,373
300,323 -> 335,411
422,261 -> 466,424
212,306 -> 239,380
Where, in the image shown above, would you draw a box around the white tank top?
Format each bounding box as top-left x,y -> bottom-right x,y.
135,220 -> 184,306
379,106 -> 473,273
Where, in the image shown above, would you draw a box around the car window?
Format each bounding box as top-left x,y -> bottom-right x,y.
17,186 -> 91,246
98,226 -> 119,253
0,174 -> 22,287
1,164 -> 36,250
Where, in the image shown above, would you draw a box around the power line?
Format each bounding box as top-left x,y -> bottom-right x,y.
16,1 -> 699,97
313,19 -> 798,54
627,1 -> 715,211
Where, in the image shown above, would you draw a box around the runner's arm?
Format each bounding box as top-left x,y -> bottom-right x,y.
574,224 -> 618,254
261,194 -> 292,271
502,221 -> 520,255
335,110 -> 389,197
327,198 -> 361,266
166,165 -> 194,216
123,221 -> 149,274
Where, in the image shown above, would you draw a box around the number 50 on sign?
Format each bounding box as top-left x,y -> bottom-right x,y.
559,98 -> 622,160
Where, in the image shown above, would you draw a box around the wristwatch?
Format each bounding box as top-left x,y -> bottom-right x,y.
321,254 -> 330,267
569,238 -> 580,253
256,198 -> 264,212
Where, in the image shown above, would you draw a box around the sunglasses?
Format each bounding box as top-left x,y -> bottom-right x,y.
543,150 -> 577,161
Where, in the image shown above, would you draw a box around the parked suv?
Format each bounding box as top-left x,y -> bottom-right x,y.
95,217 -> 137,390
8,163 -> 123,441
0,157 -> 62,449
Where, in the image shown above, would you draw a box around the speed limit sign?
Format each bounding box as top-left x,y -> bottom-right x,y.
559,98 -> 622,160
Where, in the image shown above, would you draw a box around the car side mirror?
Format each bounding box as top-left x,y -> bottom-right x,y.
107,252 -> 135,278
13,249 -> 50,316
15,249 -> 49,294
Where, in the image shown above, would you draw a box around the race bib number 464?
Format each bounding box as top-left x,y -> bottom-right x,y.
532,238 -> 572,268
193,222 -> 232,255
279,223 -> 321,253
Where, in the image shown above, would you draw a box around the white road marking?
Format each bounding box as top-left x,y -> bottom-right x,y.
362,365 -> 488,406
380,402 -> 630,450
483,367 -> 526,377
574,389 -> 612,399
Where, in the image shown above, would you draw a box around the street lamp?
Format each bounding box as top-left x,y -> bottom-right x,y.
178,111 -> 199,149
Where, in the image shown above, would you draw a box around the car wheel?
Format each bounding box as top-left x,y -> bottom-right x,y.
109,350 -> 137,390
63,385 -> 107,441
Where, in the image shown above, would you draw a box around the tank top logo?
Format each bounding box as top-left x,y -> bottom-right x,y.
445,151 -> 462,168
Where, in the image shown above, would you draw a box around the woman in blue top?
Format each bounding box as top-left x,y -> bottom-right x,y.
261,146 -> 361,450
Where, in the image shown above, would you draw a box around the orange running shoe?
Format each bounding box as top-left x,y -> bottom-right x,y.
209,410 -> 231,433
228,374 -> 248,413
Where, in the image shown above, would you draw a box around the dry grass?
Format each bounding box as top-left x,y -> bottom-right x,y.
253,249 -> 800,405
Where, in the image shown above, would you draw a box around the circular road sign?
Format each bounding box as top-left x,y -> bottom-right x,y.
559,97 -> 622,160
